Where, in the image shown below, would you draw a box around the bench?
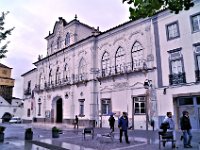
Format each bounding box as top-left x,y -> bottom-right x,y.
158,131 -> 176,149
82,127 -> 94,140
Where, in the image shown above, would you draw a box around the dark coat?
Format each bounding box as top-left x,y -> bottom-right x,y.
108,116 -> 115,127
118,116 -> 129,130
180,115 -> 192,130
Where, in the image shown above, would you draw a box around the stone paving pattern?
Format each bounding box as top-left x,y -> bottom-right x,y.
0,123 -> 200,150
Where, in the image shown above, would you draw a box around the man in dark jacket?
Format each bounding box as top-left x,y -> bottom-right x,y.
108,114 -> 115,132
180,111 -> 192,148
118,112 -> 130,144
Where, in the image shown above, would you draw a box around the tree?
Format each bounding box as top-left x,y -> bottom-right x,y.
0,11 -> 14,59
123,0 -> 194,20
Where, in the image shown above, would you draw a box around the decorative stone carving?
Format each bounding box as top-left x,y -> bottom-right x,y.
113,82 -> 129,89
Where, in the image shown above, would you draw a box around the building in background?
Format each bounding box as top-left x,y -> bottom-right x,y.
21,1 -> 200,130
0,63 -> 23,122
155,1 -> 200,129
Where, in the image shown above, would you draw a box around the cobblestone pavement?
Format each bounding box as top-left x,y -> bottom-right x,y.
0,123 -> 200,150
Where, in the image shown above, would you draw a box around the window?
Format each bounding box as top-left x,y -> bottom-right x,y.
64,63 -> 70,82
166,21 -> 180,40
27,109 -> 30,117
79,99 -> 85,116
38,99 -> 41,116
191,13 -> 200,32
55,67 -> 61,84
194,45 -> 200,81
101,52 -> 110,77
179,97 -> 193,105
39,73 -> 43,87
78,58 -> 87,81
197,96 -> 200,105
168,49 -> 186,85
26,81 -> 31,95
49,69 -> 53,84
134,97 -> 146,114
101,99 -> 111,115
131,42 -> 143,69
65,32 -> 70,46
57,37 -> 62,49
115,47 -> 125,73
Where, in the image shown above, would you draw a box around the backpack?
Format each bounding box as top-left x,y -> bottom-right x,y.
160,122 -> 170,132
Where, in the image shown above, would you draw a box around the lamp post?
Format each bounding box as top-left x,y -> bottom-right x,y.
144,79 -> 152,131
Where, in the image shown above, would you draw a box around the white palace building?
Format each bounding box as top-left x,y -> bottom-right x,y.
21,1 -> 200,130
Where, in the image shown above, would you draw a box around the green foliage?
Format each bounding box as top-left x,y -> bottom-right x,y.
0,126 -> 6,133
52,126 -> 60,132
0,11 -> 15,59
123,0 -> 194,20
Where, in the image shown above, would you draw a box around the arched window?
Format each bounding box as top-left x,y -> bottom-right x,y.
64,63 -> 70,82
78,58 -> 87,80
115,47 -> 125,73
131,42 -> 143,69
65,32 -> 70,46
49,69 -> 53,84
55,67 -> 61,84
101,52 -> 110,77
57,37 -> 62,49
39,73 -> 43,87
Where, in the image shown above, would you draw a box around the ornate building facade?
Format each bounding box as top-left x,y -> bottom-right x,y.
22,1 -> 200,130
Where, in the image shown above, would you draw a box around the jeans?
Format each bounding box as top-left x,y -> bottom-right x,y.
183,130 -> 192,146
120,129 -> 129,143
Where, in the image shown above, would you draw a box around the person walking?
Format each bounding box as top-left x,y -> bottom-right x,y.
163,112 -> 177,148
118,112 -> 130,144
74,115 -> 79,129
180,111 -> 192,148
108,114 -> 115,132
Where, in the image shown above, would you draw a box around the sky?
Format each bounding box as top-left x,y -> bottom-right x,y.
0,0 -> 130,98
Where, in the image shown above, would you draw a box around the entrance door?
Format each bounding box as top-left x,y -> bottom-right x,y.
178,106 -> 198,129
56,98 -> 63,123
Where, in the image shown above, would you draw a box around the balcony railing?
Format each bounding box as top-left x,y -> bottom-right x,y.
169,72 -> 186,85
72,73 -> 88,85
97,59 -> 148,78
195,70 -> 200,82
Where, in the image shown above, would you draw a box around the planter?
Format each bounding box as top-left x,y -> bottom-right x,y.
25,128 -> 33,140
52,131 -> 59,138
0,133 -> 4,142
25,132 -> 33,140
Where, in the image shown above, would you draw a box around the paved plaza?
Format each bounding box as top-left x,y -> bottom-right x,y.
0,123 -> 200,150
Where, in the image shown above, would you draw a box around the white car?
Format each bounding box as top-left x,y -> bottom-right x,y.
9,117 -> 22,123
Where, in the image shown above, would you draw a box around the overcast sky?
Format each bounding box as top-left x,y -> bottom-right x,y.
0,0 -> 130,98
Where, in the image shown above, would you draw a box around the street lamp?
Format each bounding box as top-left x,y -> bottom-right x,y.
143,79 -> 152,131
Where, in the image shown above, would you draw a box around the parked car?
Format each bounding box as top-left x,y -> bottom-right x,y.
9,117 -> 22,123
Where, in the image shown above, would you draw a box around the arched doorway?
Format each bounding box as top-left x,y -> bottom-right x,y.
56,98 -> 63,123
2,112 -> 12,122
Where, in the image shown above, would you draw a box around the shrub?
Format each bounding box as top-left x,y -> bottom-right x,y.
52,126 -> 60,132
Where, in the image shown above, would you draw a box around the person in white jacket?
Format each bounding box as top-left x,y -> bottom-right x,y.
163,112 -> 176,148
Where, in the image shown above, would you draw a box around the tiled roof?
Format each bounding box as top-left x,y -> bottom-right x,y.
0,63 -> 12,69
